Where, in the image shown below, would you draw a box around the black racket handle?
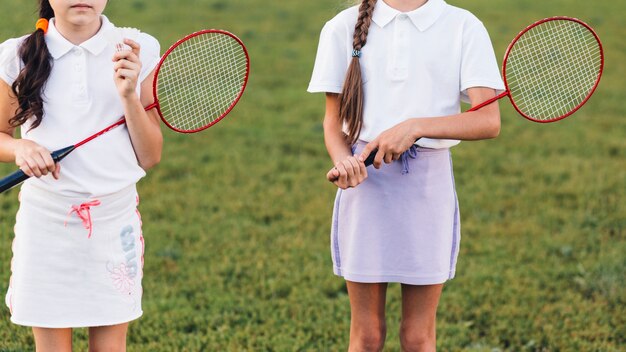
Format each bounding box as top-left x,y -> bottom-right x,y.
0,146 -> 75,194
363,150 -> 377,167
0,170 -> 29,194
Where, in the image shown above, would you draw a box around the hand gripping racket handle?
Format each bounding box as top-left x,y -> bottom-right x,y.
363,152 -> 377,167
0,146 -> 75,194
361,92 -> 508,167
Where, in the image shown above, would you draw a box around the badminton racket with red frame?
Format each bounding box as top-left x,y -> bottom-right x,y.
362,16 -> 604,166
0,29 -> 250,193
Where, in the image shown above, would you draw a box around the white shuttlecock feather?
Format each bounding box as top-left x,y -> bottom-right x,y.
104,27 -> 141,52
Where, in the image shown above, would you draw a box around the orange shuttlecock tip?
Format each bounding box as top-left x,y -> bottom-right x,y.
35,18 -> 49,34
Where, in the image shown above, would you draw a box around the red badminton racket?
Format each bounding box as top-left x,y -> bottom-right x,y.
1,29 -> 250,193
362,16 -> 604,166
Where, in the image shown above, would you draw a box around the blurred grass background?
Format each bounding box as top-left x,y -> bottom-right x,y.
0,0 -> 624,350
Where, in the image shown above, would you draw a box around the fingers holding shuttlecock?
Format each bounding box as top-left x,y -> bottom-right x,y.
104,27 -> 141,52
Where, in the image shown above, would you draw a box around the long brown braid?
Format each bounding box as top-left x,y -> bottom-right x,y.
10,0 -> 54,130
339,0 -> 377,145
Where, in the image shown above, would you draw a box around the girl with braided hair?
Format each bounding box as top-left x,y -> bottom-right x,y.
308,0 -> 504,350
1,0 -> 162,350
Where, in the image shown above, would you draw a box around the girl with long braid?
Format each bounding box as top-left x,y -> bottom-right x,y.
0,0 -> 161,350
308,0 -> 504,350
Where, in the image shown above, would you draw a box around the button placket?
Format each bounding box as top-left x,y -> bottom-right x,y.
72,47 -> 88,102
389,14 -> 411,81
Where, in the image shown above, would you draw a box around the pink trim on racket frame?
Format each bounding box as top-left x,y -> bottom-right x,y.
501,16 -> 604,123
152,29 -> 250,134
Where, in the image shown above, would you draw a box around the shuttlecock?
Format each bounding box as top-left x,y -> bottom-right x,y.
104,27 -> 141,52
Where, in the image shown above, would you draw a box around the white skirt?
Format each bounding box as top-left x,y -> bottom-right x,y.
5,183 -> 144,328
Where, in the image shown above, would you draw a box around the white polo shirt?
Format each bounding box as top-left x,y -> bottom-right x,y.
308,0 -> 505,149
0,16 -> 160,197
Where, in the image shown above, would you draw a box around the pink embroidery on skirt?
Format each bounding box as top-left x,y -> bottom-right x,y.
64,200 -> 101,238
109,263 -> 135,295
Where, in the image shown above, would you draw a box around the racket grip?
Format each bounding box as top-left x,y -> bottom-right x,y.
0,146 -> 75,194
363,150 -> 377,167
0,170 -> 29,194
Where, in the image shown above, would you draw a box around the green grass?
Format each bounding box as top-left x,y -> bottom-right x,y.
1,0 -> 625,350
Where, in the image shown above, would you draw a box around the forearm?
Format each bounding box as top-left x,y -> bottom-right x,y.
410,108 -> 501,141
411,87 -> 501,141
323,94 -> 353,164
321,94 -> 368,188
122,95 -> 163,170
112,40 -> 163,171
0,132 -> 18,163
324,125 -> 353,165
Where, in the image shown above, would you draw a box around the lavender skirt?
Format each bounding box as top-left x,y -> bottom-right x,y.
330,141 -> 460,285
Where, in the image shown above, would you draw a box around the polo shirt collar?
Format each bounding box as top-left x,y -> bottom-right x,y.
372,0 -> 446,31
46,15 -> 114,59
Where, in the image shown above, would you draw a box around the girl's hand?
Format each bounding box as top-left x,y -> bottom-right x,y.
326,155 -> 367,189
360,119 -> 421,169
14,139 -> 60,179
112,39 -> 142,100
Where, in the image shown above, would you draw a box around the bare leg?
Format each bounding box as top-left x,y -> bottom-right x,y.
88,323 -> 129,352
346,281 -> 388,352
32,328 -> 72,352
399,284 -> 443,352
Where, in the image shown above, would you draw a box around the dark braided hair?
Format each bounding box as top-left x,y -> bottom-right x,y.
339,0 -> 376,145
10,0 -> 54,130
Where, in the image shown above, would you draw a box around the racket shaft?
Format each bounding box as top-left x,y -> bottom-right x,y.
0,146 -> 75,194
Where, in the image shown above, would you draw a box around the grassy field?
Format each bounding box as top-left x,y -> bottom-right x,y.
1,0 -> 625,351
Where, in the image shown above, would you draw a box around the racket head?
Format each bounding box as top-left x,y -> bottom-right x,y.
502,17 -> 604,123
152,29 -> 250,133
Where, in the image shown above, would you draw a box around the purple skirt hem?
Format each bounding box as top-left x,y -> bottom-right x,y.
334,267 -> 456,285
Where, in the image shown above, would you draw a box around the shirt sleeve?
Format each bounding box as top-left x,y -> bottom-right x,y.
137,32 -> 161,83
307,21 -> 349,94
459,21 -> 505,103
0,38 -> 24,86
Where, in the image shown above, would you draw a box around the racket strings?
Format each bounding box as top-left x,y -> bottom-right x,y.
511,24 -> 597,118
157,32 -> 248,132
510,23 -> 592,113
505,19 -> 602,120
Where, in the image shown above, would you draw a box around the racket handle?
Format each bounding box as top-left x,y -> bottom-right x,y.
0,170 -> 29,194
0,146 -> 75,194
363,150 -> 377,167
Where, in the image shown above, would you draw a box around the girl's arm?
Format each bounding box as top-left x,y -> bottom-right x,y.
113,39 -> 163,171
361,87 -> 501,168
0,79 -> 59,178
323,93 -> 367,189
